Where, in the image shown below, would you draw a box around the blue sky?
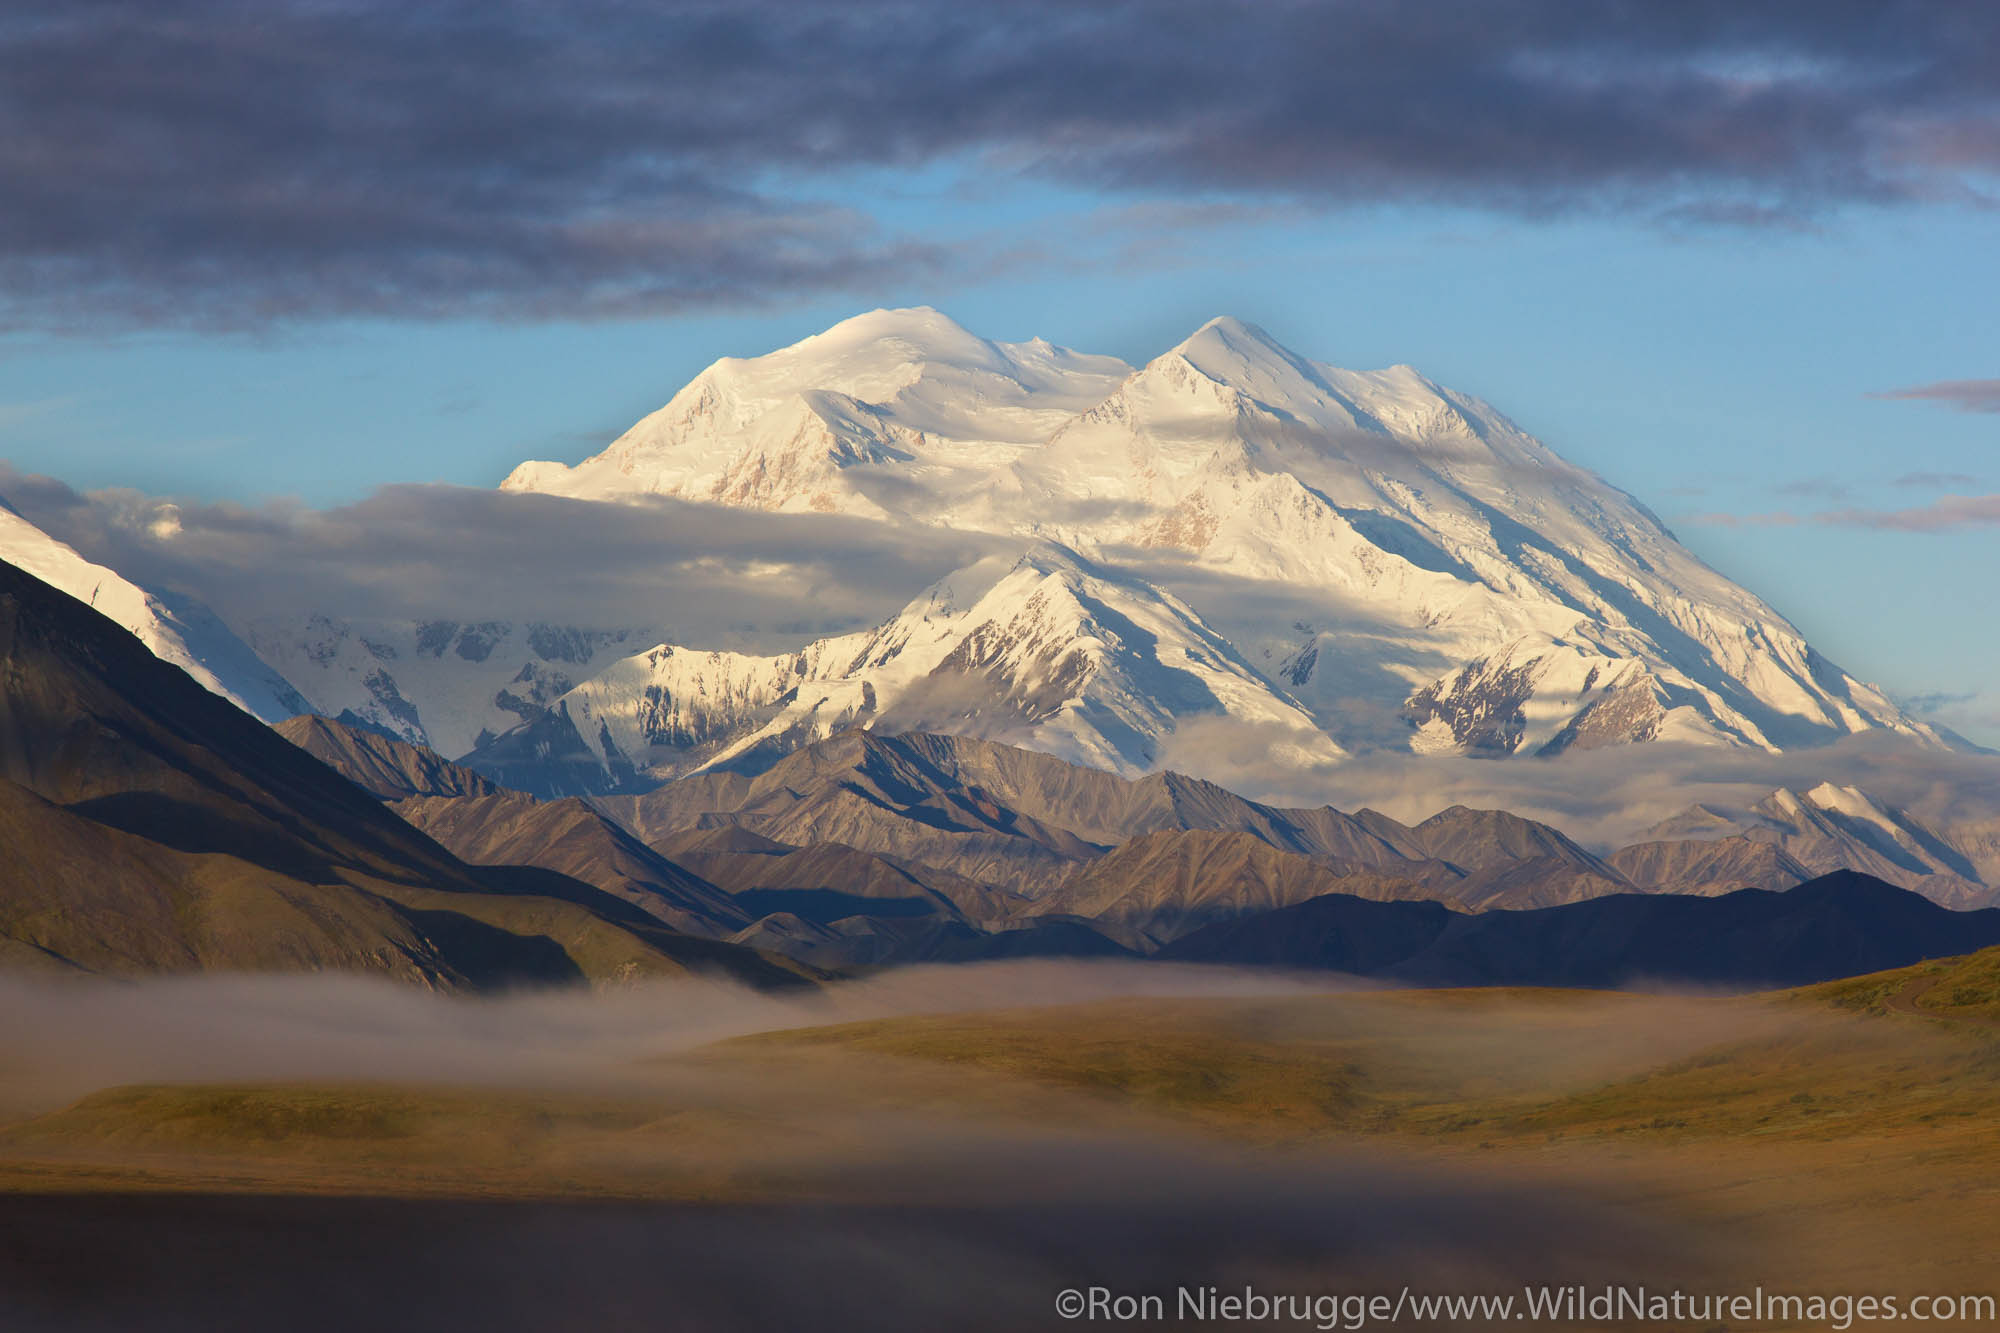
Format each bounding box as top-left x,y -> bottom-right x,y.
0,1 -> 1995,741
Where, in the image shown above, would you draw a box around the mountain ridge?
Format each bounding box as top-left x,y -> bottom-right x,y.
1160,871 -> 2000,990
265,716 -> 2000,973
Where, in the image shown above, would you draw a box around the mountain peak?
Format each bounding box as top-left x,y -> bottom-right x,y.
1167,316 -> 1320,390
787,305 -> 990,362
1155,321 -> 1484,441
1186,314 -> 1279,343
500,306 -> 1128,509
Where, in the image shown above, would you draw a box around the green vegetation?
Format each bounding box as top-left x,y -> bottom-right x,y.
0,1082 -> 794,1200
1802,944 -> 2000,1022
726,984 -> 2000,1147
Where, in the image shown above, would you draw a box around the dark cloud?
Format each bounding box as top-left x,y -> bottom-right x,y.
3,0 -> 1997,327
0,466 -> 1006,645
1869,379 -> 2000,413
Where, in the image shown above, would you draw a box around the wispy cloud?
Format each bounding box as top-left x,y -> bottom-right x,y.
1899,689 -> 1980,715
1892,471 -> 1979,488
1680,510 -> 1804,528
1152,723 -> 2000,849
4,1 -> 1999,328
1819,493 -> 2000,531
1773,477 -> 1852,501
0,395 -> 78,429
1868,379 -> 2000,413
1685,490 -> 2000,532
1892,691 -> 2000,754
0,467 -> 1007,646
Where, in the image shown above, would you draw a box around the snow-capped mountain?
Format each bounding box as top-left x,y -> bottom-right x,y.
0,500 -> 308,723
465,544 -> 1341,794
1640,781 -> 1994,908
245,614 -> 657,760
486,307 -> 1939,790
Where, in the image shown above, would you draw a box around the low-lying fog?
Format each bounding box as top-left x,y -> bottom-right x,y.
0,961 -> 1350,1112
0,965 -> 1829,1333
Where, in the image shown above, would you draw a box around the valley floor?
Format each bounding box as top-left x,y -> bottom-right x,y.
3,954 -> 2000,1330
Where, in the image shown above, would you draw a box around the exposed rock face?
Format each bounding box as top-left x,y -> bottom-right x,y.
1407,644 -> 1683,758
1404,652 -> 1543,755
1538,673 -> 1668,755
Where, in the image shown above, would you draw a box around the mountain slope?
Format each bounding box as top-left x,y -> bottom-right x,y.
276,714 -> 503,799
0,774 -> 455,981
1,502 -> 307,724
1397,806 -> 1633,910
1608,836 -> 1814,897
390,793 -> 751,938
600,731 -> 1109,894
0,558 -> 810,988
657,830 -> 1021,929
1031,830 -> 1434,949
271,713 -> 753,938
1012,316 -> 1934,757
